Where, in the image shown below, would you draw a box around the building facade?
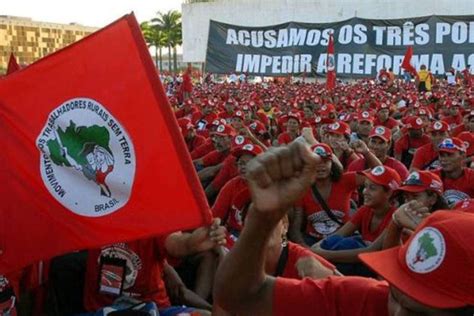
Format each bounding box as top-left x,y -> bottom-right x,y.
0,15 -> 97,72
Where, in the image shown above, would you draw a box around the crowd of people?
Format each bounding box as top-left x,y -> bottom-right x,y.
1,64 -> 474,315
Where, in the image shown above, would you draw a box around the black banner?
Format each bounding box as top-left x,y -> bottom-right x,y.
205,16 -> 474,78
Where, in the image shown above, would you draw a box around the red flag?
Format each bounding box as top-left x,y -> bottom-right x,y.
0,14 -> 211,274
326,34 -> 336,91
401,46 -> 417,75
6,53 -> 20,75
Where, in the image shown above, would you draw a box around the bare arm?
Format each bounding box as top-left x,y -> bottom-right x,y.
288,206 -> 309,247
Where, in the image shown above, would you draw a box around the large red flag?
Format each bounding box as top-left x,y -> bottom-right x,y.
0,14 -> 211,274
6,53 -> 20,75
326,34 -> 336,91
401,46 -> 417,75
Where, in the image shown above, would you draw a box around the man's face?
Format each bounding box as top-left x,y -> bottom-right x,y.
225,102 -> 234,113
215,135 -> 231,151
328,133 -> 346,149
263,103 -> 272,111
303,107 -> 314,118
286,118 -> 300,133
368,137 -> 389,160
203,106 -> 213,115
431,131 -> 448,147
358,121 -> 373,136
439,151 -> 464,173
449,106 -> 459,115
231,117 -> 244,130
467,117 -> 474,132
237,154 -> 253,175
378,109 -> 390,121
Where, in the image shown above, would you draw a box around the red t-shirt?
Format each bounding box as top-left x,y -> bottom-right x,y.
442,114 -> 463,129
175,106 -> 198,119
350,206 -> 395,242
411,143 -> 440,170
394,134 -> 431,156
348,157 -> 409,180
273,277 -> 389,316
83,238 -> 170,311
212,176 -> 248,232
186,135 -> 206,153
433,168 -> 474,205
451,124 -> 466,137
210,155 -> 238,190
296,173 -> 358,238
202,150 -> 228,167
277,132 -> 297,145
190,139 -> 215,160
374,117 -> 399,130
282,242 -> 335,279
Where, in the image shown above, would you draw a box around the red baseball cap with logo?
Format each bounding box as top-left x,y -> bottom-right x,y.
429,121 -> 450,133
327,121 -> 351,136
360,210 -> 474,309
405,116 -> 425,130
369,126 -> 392,143
212,124 -> 236,137
458,132 -> 474,157
362,166 -> 401,190
231,143 -> 264,158
310,143 -> 333,159
357,111 -> 374,123
233,110 -> 244,120
398,170 -> 444,196
438,137 -> 466,154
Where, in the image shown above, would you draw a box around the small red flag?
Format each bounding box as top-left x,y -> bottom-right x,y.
401,46 -> 417,75
0,14 -> 211,274
326,34 -> 336,91
6,53 -> 20,75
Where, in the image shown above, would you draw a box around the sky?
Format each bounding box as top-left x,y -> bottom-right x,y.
1,0 -> 184,27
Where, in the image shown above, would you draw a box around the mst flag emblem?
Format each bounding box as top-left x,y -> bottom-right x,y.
36,98 -> 136,217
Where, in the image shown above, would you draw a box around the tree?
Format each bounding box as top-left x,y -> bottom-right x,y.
140,21 -> 166,71
153,10 -> 182,73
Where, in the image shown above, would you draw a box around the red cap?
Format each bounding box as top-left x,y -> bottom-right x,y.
458,132 -> 474,157
327,121 -> 351,136
248,121 -> 267,135
232,143 -> 264,158
212,124 -> 236,137
358,111 -> 374,123
320,103 -> 336,116
438,137 -> 466,153
287,111 -> 301,124
362,166 -> 401,190
453,199 -> 474,213
466,110 -> 474,119
429,121 -> 450,133
398,170 -> 444,196
310,143 -> 333,159
177,118 -> 194,137
369,126 -> 392,143
405,116 -> 425,130
360,211 -> 474,309
233,110 -> 244,120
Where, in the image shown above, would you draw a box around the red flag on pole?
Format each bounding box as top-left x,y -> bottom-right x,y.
6,53 -> 20,75
401,46 -> 417,75
326,33 -> 336,91
0,13 -> 211,274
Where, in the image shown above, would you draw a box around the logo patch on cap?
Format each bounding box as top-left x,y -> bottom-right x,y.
330,122 -> 340,130
433,121 -> 443,130
375,126 -> 386,135
416,118 -> 423,125
362,111 -> 370,118
217,125 -> 225,133
313,146 -> 328,157
235,135 -> 245,145
406,227 -> 446,274
371,166 -> 385,176
242,144 -> 254,151
249,122 -> 257,129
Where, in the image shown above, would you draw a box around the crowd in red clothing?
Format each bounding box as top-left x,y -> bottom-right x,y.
2,71 -> 473,315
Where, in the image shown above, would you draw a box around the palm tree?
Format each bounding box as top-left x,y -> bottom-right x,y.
140,21 -> 166,70
153,10 -> 182,73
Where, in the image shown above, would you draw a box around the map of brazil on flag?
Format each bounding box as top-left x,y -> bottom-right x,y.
0,13 -> 211,273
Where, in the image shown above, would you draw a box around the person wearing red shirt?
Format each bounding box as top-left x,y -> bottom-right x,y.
326,121 -> 359,170
181,65 -> 193,100
190,138 -> 215,160
213,142 -> 474,316
373,103 -> 399,133
175,99 -> 199,120
410,120 -> 450,171
291,143 -> 380,246
177,118 -> 206,153
442,102 -> 463,129
349,126 -> 409,180
218,100 -> 235,124
84,220 -> 226,314
394,116 -> 431,168
350,111 -> 374,144
191,102 -> 218,135
433,137 -> 474,206
312,165 -> 401,267
451,110 -> 474,136
277,112 -> 300,145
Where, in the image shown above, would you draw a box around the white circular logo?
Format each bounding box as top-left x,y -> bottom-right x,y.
36,98 -> 136,217
416,118 -> 423,125
371,166 -> 385,176
406,227 -> 446,274
217,124 -> 225,133
433,121 -> 443,130
330,122 -> 340,130
236,111 -> 242,117
242,144 -> 254,151
313,146 -> 327,156
235,135 -> 245,145
362,111 -> 369,118
375,126 -> 385,135
315,116 -> 321,123
249,122 -> 257,129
